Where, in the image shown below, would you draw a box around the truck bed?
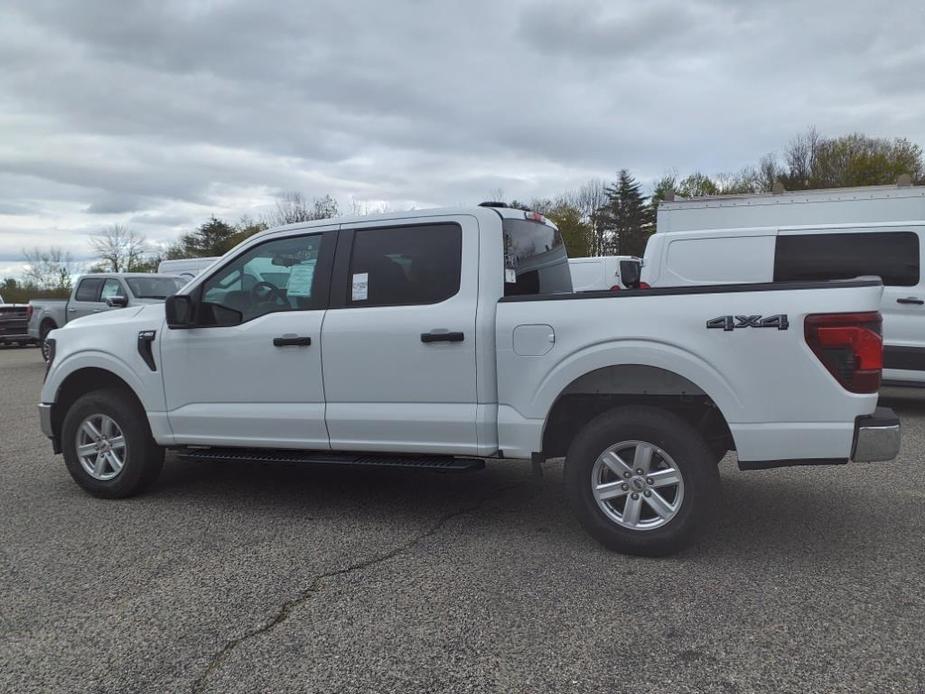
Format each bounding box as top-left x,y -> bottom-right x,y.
495,278 -> 885,463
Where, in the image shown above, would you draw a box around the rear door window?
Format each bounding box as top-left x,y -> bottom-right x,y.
347,223 -> 462,307
774,231 -> 920,286
503,218 -> 572,296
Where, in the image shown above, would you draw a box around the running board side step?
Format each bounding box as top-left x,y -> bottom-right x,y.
175,447 -> 485,472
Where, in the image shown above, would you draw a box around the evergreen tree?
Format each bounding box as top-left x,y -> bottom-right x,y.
600,170 -> 653,257
166,217 -> 241,259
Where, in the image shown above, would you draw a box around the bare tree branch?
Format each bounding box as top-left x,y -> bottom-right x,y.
90,225 -> 147,272
21,247 -> 77,290
269,192 -> 339,226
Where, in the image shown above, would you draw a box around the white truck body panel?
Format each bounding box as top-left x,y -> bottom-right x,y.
645,185 -> 925,386
496,282 -> 883,461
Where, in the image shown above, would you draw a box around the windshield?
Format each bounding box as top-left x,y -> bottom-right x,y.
125,277 -> 186,300
503,218 -> 573,296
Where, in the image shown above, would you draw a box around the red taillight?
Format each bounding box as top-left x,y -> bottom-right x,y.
609,284 -> 621,291
639,281 -> 651,289
804,311 -> 882,393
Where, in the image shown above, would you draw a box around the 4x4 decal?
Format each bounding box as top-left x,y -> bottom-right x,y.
707,314 -> 789,331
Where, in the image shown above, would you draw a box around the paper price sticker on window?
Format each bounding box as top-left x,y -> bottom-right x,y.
352,272 -> 368,301
286,260 -> 316,297
505,268 -> 517,284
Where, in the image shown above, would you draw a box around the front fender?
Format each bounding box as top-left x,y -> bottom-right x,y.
42,349 -> 166,413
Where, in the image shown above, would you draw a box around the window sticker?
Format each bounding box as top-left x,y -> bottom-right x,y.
352,272 -> 369,301
286,260 -> 316,297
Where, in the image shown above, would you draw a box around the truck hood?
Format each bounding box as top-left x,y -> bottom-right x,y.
62,303 -> 163,329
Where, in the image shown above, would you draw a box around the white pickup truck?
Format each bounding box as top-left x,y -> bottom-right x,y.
38,204 -> 900,555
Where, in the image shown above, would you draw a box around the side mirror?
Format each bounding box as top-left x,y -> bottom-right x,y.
619,259 -> 641,289
165,294 -> 194,328
105,295 -> 128,308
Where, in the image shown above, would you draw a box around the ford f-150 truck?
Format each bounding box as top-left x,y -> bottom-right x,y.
38,205 -> 901,555
29,273 -> 186,359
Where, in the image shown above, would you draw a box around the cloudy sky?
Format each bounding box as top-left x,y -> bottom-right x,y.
1,0 -> 924,278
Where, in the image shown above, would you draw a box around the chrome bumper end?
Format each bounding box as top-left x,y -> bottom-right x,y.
38,403 -> 53,438
852,407 -> 901,463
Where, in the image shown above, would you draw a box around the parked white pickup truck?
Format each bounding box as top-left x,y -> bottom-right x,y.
38,204 -> 901,555
29,273 -> 186,359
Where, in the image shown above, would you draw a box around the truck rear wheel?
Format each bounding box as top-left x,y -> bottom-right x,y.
564,406 -> 720,556
61,388 -> 164,498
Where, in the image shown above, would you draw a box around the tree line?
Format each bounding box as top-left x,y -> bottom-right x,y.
528,128 -> 924,258
3,128 -> 923,302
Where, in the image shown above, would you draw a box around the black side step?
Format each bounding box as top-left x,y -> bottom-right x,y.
175,447 -> 485,472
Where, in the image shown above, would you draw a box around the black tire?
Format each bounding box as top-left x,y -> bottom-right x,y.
564,406 -> 720,556
40,321 -> 57,362
61,388 -> 164,498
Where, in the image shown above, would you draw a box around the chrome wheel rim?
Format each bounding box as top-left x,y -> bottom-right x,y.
76,414 -> 127,481
41,339 -> 51,361
591,440 -> 684,531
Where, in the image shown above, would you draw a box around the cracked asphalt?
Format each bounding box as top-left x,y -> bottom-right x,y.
2,345 -> 925,693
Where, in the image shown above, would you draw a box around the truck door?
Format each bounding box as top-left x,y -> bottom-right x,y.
160,228 -> 338,447
321,217 -> 479,454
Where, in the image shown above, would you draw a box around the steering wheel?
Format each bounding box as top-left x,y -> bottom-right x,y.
250,281 -> 287,306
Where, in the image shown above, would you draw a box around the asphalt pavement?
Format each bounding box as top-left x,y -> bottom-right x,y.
1,345 -> 924,693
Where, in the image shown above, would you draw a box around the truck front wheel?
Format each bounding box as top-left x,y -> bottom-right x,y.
564,406 -> 720,556
39,320 -> 57,361
61,388 -> 164,498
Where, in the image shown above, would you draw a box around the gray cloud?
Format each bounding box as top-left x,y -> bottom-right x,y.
0,0 -> 923,276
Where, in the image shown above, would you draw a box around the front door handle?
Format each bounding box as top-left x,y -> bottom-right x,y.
897,297 -> 924,305
421,331 -> 464,343
273,336 -> 312,347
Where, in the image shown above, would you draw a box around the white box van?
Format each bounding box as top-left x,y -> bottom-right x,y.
642,184 -> 925,387
157,257 -> 220,280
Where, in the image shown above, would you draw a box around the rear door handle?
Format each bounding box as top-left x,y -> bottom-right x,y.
897,297 -> 924,305
273,336 -> 312,347
421,331 -> 464,343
